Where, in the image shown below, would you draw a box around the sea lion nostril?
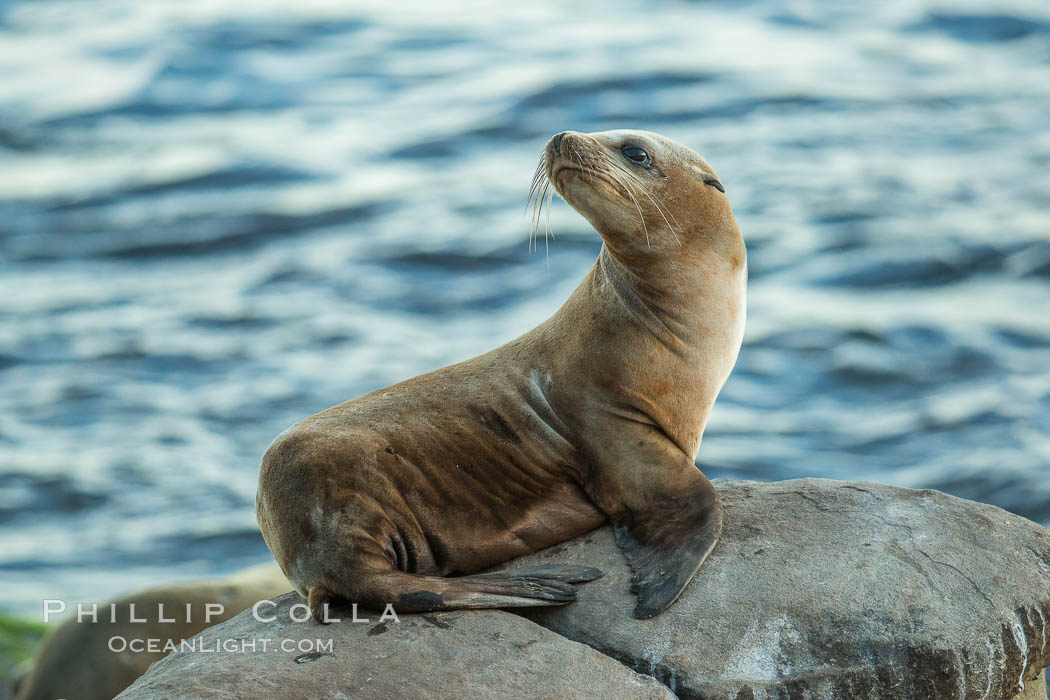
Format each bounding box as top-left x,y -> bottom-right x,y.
553,131 -> 567,151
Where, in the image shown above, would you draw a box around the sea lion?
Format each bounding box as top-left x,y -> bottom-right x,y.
256,129 -> 745,621
15,563 -> 290,700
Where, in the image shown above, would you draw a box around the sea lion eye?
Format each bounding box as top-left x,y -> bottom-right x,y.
621,146 -> 650,166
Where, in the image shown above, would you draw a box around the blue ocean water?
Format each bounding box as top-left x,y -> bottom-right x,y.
1,0 -> 1049,613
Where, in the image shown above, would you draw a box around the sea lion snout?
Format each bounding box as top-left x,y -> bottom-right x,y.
545,130 -> 582,160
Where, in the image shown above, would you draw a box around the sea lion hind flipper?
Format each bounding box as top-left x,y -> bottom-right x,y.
349,567 -> 602,614
613,484 -> 723,619
472,564 -> 604,584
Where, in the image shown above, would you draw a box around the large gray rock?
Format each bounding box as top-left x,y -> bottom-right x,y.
117,591 -> 672,700
502,478 -> 1050,700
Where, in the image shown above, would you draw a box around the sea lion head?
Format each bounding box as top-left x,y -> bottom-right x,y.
536,129 -> 739,260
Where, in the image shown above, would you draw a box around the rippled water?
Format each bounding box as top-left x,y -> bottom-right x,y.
2,0 -> 1049,613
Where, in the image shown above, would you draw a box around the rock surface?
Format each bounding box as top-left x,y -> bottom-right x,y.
500,478 -> 1050,699
116,591 -> 672,700
1016,668 -> 1047,699
17,563 -> 291,700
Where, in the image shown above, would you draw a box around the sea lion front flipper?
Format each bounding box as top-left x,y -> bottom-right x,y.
610,465 -> 723,619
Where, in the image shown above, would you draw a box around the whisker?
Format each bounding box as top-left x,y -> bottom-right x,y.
525,165 -> 544,213
637,187 -> 681,246
526,151 -> 555,255
596,152 -> 651,247
607,156 -> 683,247
544,186 -> 554,270
617,163 -> 680,231
526,158 -> 546,210
532,177 -> 550,254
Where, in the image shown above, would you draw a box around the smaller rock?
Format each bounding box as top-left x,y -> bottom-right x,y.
117,592 -> 673,700
18,564 -> 290,700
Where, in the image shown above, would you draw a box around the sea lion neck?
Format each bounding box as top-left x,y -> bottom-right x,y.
587,247 -> 686,356
594,243 -> 739,351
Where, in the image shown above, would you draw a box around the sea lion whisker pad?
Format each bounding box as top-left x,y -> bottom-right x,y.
256,129 -> 746,621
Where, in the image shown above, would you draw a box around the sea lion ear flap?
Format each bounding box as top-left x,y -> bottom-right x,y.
701,173 -> 725,193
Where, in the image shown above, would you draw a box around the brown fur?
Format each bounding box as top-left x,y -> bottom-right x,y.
256,129 -> 746,620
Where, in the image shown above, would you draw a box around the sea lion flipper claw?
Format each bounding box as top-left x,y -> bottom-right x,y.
612,477 -> 723,619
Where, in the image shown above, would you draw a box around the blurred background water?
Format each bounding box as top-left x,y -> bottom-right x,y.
1,0 -> 1049,614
